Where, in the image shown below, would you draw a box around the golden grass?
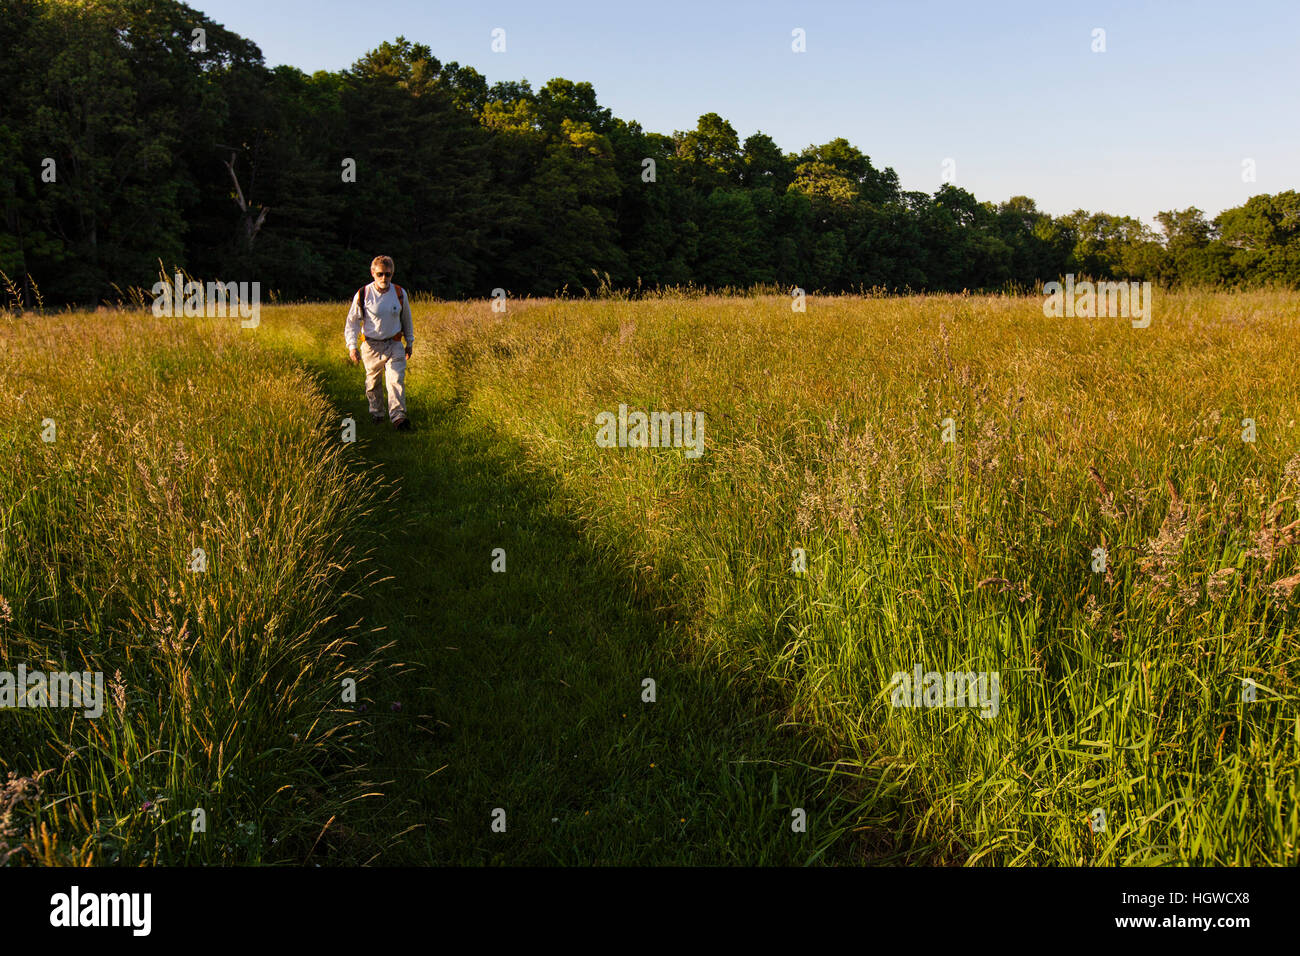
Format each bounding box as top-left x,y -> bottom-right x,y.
0,311 -> 385,864
409,288 -> 1300,864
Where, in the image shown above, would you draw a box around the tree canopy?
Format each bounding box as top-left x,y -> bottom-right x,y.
2,0 -> 1296,304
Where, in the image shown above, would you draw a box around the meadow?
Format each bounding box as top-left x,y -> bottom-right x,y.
2,288 -> 1297,865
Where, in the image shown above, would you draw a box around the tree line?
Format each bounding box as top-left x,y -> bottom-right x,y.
3,0 -> 1298,306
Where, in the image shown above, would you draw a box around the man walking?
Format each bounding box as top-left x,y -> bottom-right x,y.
346,255 -> 414,429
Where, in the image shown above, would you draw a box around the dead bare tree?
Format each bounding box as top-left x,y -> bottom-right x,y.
217,146 -> 270,249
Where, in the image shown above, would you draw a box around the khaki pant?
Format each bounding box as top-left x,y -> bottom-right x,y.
361,337 -> 407,420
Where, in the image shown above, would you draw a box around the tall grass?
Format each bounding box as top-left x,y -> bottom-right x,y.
0,311 -> 387,864
5,290 -> 1297,866
416,288 -> 1300,865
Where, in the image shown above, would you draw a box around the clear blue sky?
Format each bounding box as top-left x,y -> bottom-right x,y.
192,0 -> 1299,226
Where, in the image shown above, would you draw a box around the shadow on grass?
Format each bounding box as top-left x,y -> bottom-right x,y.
283,334 -> 903,866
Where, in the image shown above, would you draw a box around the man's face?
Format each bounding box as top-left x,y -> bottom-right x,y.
372,263 -> 392,291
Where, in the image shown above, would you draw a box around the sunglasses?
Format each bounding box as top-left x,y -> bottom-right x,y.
374,271 -> 392,277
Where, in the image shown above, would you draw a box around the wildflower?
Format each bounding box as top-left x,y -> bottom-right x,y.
978,576 -> 1034,604
1243,512 -> 1300,564
1284,452 -> 1300,488
1207,568 -> 1236,603
1083,593 -> 1102,625
1088,465 -> 1125,523
110,670 -> 127,715
1269,572 -> 1300,601
1,769 -> 52,865
1137,479 -> 1189,593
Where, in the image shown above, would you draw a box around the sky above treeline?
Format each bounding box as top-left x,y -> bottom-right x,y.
192,0 -> 1300,225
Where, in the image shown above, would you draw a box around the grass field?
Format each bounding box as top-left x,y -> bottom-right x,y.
3,289 -> 1298,865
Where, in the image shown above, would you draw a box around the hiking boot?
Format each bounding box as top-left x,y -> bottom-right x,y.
371,414 -> 385,424
392,417 -> 411,431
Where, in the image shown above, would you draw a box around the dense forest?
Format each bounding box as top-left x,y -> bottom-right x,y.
2,0 -> 1298,305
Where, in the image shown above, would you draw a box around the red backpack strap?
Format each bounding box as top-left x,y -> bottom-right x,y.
393,284 -> 405,308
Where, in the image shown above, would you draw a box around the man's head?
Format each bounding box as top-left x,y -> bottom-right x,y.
371,255 -> 395,291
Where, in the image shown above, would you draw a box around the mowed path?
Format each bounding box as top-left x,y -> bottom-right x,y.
266,308 -> 866,865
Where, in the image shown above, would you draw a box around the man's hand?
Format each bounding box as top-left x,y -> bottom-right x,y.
348,347 -> 360,365
405,344 -> 413,359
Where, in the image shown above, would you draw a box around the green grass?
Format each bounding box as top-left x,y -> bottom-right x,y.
361,288 -> 1300,865
263,309 -> 875,864
0,314 -> 385,864
0,306 -> 876,866
4,289 -> 1298,865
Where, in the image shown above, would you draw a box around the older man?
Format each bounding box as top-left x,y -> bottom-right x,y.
346,255 -> 414,429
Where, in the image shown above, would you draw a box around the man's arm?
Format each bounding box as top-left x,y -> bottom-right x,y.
401,290 -> 414,355
345,290 -> 363,359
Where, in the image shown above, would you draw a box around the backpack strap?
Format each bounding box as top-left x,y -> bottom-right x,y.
356,282 -> 404,320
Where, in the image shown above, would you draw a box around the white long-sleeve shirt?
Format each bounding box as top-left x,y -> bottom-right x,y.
345,283 -> 414,350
